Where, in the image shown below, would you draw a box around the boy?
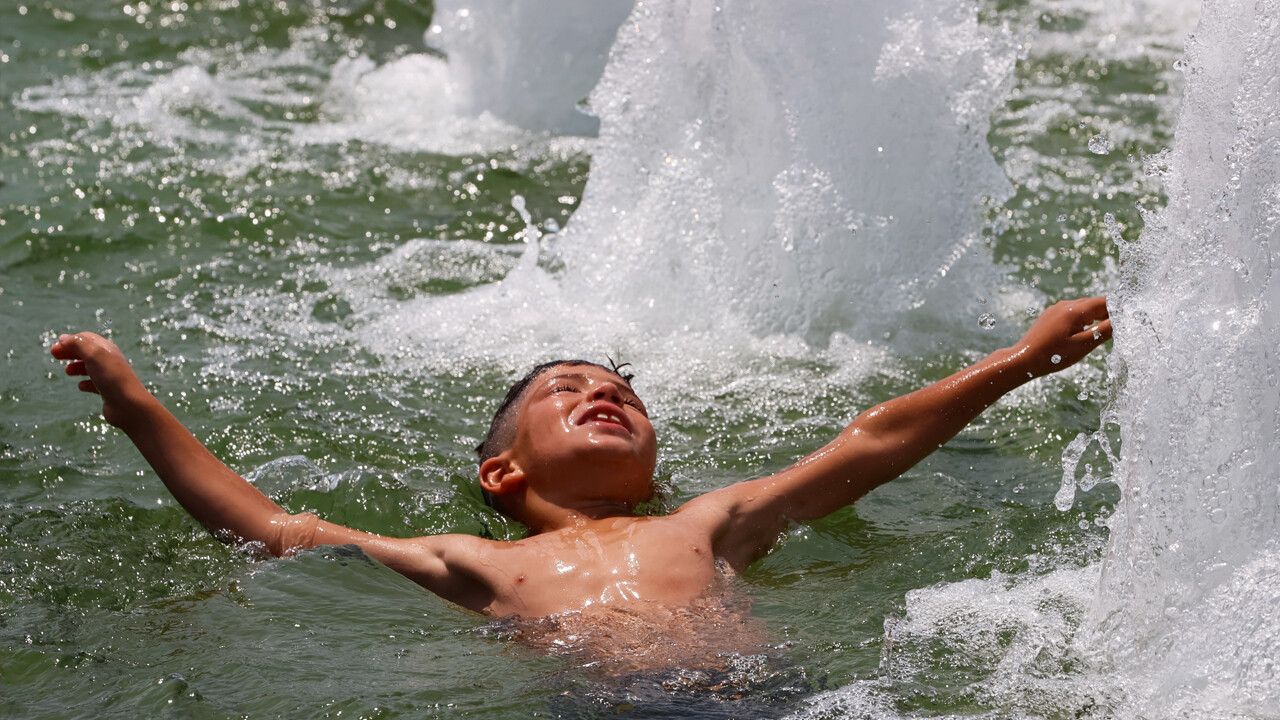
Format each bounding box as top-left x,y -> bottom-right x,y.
51,298 -> 1110,624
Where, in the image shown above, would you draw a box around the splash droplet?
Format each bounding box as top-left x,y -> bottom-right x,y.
978,313 -> 996,330
1088,134 -> 1113,155
1051,354 -> 1063,364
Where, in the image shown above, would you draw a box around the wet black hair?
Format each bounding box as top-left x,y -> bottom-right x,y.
476,358 -> 636,511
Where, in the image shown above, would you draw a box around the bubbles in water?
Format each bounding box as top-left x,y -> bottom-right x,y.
1088,133 -> 1113,154
1103,212 -> 1124,244
1082,1 -> 1280,714
978,313 -> 997,329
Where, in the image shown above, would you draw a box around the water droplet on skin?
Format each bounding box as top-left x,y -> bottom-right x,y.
1051,354 -> 1063,364
978,313 -> 996,329
1088,134 -> 1113,155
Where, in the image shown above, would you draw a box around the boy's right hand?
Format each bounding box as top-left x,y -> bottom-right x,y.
51,332 -> 154,430
1011,296 -> 1112,379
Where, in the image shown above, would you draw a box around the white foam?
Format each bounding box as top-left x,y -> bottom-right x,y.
788,566 -> 1109,719
429,0 -> 634,136
1073,0 -> 1280,713
554,0 -> 1020,343
13,25 -> 559,170
351,0 -> 1025,407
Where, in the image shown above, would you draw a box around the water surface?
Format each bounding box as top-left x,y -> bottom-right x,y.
6,0 -> 1273,718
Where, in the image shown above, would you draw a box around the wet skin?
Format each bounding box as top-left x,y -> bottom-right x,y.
50,297 -> 1113,624
299,366 -> 746,618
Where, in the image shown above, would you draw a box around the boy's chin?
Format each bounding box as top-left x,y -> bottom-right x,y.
567,439 -> 654,466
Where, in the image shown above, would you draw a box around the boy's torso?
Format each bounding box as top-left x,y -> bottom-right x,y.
464,513 -> 727,619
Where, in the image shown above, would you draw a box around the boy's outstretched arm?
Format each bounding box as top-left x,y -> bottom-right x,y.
681,297 -> 1112,570
51,332 -> 294,548
50,333 -> 496,610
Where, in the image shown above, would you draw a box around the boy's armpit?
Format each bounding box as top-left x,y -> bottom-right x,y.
674,480 -> 795,572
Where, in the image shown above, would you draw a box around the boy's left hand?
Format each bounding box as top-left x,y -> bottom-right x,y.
1012,296 -> 1111,378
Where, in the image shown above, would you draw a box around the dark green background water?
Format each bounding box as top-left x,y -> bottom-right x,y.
1,1 -> 1186,717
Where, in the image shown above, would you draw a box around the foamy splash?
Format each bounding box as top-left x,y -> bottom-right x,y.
1076,0 -> 1280,713
790,0 -> 1280,715
351,0 -> 1025,421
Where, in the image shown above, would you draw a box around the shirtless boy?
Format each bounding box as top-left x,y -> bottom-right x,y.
51,297 -> 1111,625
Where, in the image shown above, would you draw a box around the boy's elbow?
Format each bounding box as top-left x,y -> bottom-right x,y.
266,512 -> 321,557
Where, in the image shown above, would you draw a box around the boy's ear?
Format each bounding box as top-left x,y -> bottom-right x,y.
478,456 -> 525,497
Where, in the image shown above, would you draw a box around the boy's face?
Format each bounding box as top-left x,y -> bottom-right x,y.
508,364 -> 658,504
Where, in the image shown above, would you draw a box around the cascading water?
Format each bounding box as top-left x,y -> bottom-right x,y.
1075,0 -> 1280,713
358,0 -> 1029,419
551,0 -> 1020,344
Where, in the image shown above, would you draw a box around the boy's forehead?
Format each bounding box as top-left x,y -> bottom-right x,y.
536,363 -> 634,390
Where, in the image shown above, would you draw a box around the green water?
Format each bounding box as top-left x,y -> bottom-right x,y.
2,1 -> 1186,717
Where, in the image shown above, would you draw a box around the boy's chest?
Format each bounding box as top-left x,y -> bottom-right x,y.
481,519 -> 724,617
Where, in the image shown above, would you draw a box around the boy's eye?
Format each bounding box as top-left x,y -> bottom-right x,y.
622,398 -> 641,409
552,385 -> 578,393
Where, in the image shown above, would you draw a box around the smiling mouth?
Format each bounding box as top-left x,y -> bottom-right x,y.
579,406 -> 631,431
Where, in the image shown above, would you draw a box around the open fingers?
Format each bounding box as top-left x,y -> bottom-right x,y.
1093,317 -> 1112,341
78,379 -> 101,395
50,339 -> 83,361
1069,295 -> 1109,321
65,360 -> 88,377
51,331 -> 110,354
1070,317 -> 1112,344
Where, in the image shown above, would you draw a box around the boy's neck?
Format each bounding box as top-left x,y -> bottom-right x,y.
520,498 -> 640,535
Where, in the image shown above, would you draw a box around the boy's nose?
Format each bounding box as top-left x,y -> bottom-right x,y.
589,382 -> 623,403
